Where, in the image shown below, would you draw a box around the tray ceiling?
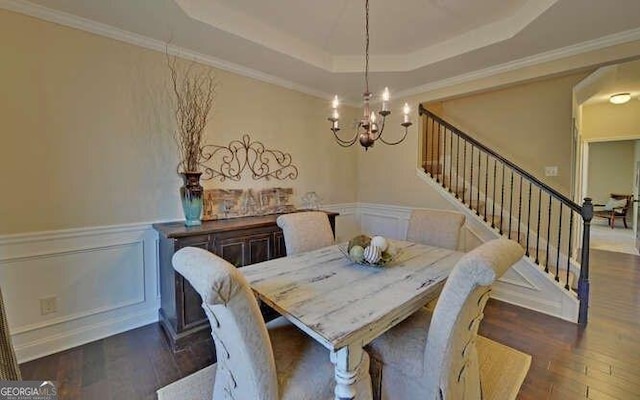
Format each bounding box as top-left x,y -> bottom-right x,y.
7,0 -> 640,103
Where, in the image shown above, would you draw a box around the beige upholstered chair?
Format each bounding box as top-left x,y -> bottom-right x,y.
366,238 -> 524,400
406,209 -> 465,250
1,285 -> 21,380
276,211 -> 334,255
173,247 -> 371,399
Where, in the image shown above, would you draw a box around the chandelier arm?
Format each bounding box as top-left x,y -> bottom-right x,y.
378,125 -> 410,146
331,129 -> 359,147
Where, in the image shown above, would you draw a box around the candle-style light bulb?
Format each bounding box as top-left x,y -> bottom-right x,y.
370,111 -> 376,123
403,103 -> 410,123
333,109 -> 339,120
332,95 -> 339,109
382,87 -> 390,112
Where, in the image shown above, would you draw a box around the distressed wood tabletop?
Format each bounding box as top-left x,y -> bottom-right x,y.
242,241 -> 463,350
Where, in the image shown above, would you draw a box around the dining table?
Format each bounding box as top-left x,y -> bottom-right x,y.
241,240 -> 463,400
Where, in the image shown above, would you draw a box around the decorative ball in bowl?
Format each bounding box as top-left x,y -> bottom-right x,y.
342,234 -> 398,267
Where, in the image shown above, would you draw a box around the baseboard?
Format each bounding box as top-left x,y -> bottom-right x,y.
14,302 -> 159,363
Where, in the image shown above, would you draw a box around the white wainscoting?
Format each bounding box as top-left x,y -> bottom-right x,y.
0,224 -> 160,362
1,202 -> 577,363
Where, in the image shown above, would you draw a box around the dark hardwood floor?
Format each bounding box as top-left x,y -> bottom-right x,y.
20,249 -> 640,399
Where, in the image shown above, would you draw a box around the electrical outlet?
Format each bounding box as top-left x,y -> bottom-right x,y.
544,166 -> 558,177
40,296 -> 57,315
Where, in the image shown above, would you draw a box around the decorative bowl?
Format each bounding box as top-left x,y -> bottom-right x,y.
340,235 -> 400,267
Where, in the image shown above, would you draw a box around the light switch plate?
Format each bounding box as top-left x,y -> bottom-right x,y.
544,166 -> 558,177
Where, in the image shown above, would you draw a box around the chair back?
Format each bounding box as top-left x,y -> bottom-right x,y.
276,211 -> 334,255
423,238 -> 524,399
610,193 -> 632,215
173,247 -> 278,400
0,285 -> 21,380
406,209 -> 465,250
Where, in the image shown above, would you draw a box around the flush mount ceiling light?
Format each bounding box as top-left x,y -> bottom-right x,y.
609,93 -> 631,104
328,0 -> 411,150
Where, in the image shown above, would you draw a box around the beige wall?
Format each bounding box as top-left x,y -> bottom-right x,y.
432,72 -> 590,195
582,101 -> 640,140
0,10 -> 359,235
587,140 -> 635,204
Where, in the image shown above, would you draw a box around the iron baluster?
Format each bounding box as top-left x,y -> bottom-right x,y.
526,181 -> 532,257
476,147 -> 481,216
566,211 -> 574,290
545,196 -> 552,273
517,174 -> 523,244
492,158 -> 497,228
536,187 -> 542,264
469,145 -> 474,209
556,205 -> 563,282
462,140 -> 467,203
448,128 -> 452,191
508,170 -> 514,239
455,133 -> 460,197
436,121 -> 441,183
500,163 -> 505,235
429,117 -> 440,178
484,153 -> 489,221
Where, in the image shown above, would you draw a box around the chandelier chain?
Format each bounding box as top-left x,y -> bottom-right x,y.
364,0 -> 369,93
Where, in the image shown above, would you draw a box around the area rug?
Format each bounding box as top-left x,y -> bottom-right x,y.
477,336 -> 532,400
590,224 -> 638,255
157,337 -> 531,400
157,364 -> 216,400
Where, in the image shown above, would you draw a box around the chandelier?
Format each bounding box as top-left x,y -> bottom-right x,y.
328,0 -> 412,150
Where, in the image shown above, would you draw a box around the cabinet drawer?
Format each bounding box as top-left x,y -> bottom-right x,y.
176,234 -> 210,250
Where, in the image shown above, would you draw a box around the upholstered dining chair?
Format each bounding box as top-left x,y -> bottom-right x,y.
366,238 -> 524,400
1,284 -> 21,380
406,209 -> 466,250
173,247 -> 371,399
276,211 -> 334,255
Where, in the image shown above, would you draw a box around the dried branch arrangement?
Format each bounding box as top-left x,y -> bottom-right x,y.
167,55 -> 217,173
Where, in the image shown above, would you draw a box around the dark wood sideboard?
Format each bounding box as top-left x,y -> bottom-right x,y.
153,210 -> 338,351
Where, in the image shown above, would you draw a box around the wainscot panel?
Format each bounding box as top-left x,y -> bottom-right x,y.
0,224 -> 159,362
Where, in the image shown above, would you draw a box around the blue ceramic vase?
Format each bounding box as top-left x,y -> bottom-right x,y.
180,172 -> 203,226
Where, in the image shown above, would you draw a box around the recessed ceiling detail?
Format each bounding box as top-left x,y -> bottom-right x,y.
175,0 -> 558,73
5,0 -> 640,103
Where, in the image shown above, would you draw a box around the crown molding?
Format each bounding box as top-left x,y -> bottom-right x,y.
395,26 -> 640,100
3,0 -> 640,105
0,0 -> 334,101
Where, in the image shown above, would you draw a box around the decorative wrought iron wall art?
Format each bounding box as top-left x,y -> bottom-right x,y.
198,134 -> 299,181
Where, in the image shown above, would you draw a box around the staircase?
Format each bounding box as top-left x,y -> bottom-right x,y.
419,105 -> 593,325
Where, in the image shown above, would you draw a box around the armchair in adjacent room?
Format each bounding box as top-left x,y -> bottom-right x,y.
594,194 -> 632,229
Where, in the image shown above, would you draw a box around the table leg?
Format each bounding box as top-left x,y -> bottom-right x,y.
330,345 -> 372,400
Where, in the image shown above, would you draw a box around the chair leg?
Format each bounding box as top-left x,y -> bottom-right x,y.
623,217 -> 628,229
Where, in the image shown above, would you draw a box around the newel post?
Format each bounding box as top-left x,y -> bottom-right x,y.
578,197 -> 593,326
